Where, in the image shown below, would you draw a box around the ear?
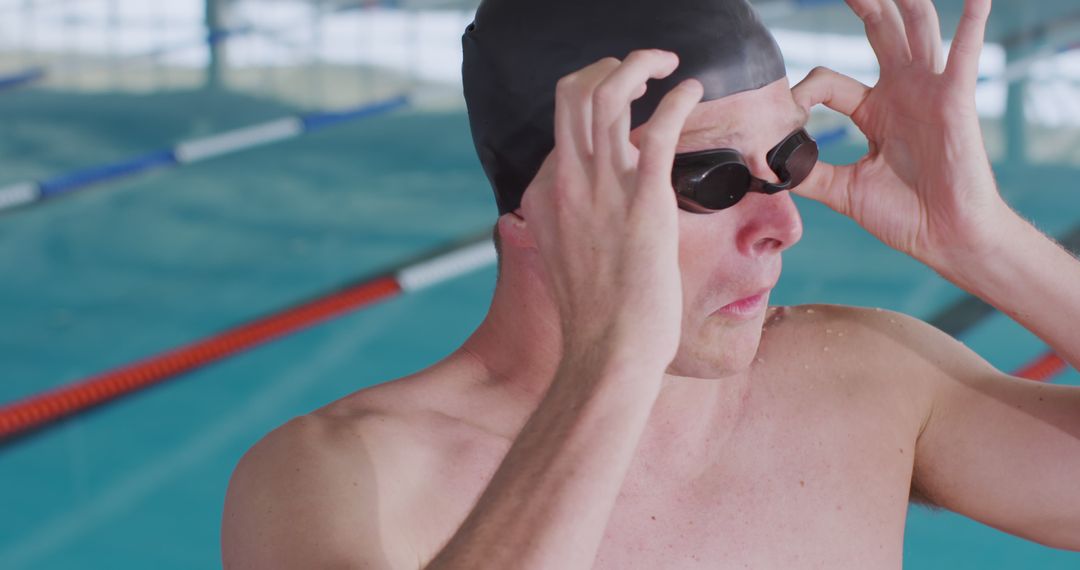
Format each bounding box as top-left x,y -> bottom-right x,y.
497,209 -> 536,250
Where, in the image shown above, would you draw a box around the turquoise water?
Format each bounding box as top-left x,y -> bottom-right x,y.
1,1 -> 1079,568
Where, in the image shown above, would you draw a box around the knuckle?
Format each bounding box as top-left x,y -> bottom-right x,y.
861,8 -> 884,25
552,164 -> 580,196
587,57 -> 621,77
637,128 -> 669,151
555,74 -> 578,96
592,82 -> 622,109
623,49 -> 653,64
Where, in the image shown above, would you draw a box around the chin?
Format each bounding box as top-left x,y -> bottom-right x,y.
665,311 -> 767,379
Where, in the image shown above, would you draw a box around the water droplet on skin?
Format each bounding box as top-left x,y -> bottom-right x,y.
838,332 -> 845,337
803,364 -> 810,370
889,319 -> 897,324
874,307 -> 883,312
826,328 -> 833,334
824,346 -> 830,352
756,357 -> 765,364
806,308 -> 816,314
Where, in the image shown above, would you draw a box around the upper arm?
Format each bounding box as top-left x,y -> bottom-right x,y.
890,315 -> 1080,550
221,414 -> 419,569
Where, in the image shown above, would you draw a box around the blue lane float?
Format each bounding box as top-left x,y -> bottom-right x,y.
302,95 -> 411,132
0,67 -> 47,92
0,95 -> 411,213
38,150 -> 179,199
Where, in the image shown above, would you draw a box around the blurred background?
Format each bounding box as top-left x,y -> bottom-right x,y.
0,0 -> 1077,567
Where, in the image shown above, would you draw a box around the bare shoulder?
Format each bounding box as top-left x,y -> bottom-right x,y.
222,363 -> 507,569
221,406 -> 428,569
758,303 -> 976,428
762,303 -> 977,370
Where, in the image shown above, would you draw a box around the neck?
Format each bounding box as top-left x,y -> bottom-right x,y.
448,251 -> 769,478
458,254 -> 563,402
455,254 -> 751,429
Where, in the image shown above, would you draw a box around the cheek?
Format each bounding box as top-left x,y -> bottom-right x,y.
678,214 -> 737,308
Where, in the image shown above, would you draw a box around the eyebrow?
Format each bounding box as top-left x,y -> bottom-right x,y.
681,107 -> 809,151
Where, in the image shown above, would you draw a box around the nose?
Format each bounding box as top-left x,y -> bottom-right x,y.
734,160 -> 803,257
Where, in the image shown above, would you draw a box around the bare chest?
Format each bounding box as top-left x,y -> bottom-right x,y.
409,382 -> 918,570
592,413 -> 915,569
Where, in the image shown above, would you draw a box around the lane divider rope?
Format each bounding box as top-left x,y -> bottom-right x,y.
0,95 -> 409,212
0,233 -> 496,441
1014,351 -> 1068,383
0,125 -> 847,442
4,125 -> 1069,445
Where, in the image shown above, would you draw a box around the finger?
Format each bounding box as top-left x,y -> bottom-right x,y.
945,0 -> 991,89
635,78 -> 704,192
894,0 -> 945,72
790,158 -> 856,218
592,49 -> 679,172
613,82 -> 649,170
845,0 -> 912,69
554,57 -> 621,162
791,67 -> 871,119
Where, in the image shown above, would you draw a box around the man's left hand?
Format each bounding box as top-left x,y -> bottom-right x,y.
790,0 -> 1004,269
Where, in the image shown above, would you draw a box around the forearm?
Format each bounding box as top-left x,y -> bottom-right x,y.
940,207 -> 1080,370
426,350 -> 662,570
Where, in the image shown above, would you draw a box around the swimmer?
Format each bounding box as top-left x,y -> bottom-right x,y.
222,0 -> 1080,567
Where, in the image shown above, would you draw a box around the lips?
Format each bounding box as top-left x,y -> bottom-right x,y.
714,287 -> 772,318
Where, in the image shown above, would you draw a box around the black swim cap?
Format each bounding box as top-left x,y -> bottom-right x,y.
462,0 -> 787,216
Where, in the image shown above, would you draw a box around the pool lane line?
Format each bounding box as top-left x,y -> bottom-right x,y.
1,123 -> 1061,445
0,215 -> 1072,442
0,94 -> 410,213
0,232 -> 496,442
1014,351 -> 1068,383
0,216 -> 1070,442
0,67 -> 47,91
0,126 -> 852,442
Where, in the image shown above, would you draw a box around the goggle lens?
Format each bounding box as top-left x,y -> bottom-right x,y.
672,128 -> 818,214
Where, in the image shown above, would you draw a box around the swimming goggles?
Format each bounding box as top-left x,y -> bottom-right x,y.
671,128 -> 819,214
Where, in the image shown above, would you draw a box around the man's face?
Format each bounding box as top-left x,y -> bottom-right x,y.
663,77 -> 807,378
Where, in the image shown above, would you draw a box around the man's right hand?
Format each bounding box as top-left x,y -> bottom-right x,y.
519,49 -> 704,370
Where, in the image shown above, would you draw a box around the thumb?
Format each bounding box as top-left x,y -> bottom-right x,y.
789,66 -> 868,217
792,156 -> 856,218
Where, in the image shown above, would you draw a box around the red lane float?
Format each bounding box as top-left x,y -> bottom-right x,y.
0,277 -> 401,440
0,266 -> 1069,442
1013,351 -> 1068,383
0,236 -> 497,442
